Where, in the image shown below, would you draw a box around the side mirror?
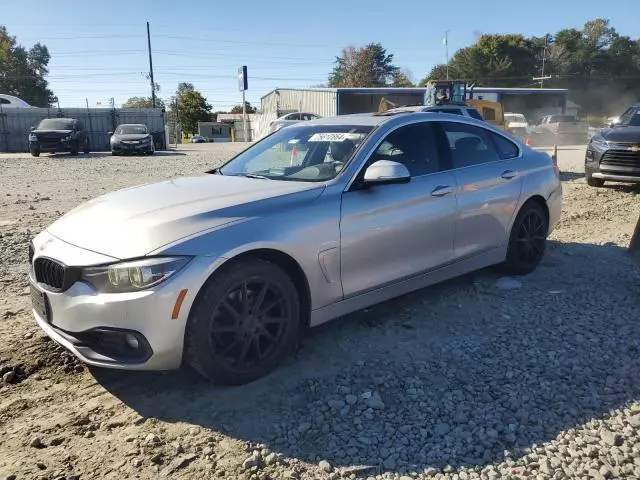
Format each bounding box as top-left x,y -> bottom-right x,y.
30,126 -> 35,131
107,131 -> 113,136
363,160 -> 411,187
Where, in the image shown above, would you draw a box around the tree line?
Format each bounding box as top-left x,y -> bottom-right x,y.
329,18 -> 640,115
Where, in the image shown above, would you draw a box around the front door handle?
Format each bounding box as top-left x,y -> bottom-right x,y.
431,185 -> 453,197
501,170 -> 518,180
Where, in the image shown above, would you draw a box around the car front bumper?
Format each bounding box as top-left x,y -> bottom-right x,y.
30,140 -> 74,152
29,233 -> 219,371
111,142 -> 153,154
586,146 -> 640,183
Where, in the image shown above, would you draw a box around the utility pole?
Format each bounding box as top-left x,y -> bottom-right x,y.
540,35 -> 548,88
444,30 -> 451,80
146,21 -> 156,108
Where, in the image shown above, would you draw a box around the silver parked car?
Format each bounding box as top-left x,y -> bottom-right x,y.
269,111 -> 322,132
28,112 -> 562,385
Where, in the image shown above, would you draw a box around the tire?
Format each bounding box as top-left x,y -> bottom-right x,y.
502,201 -> 549,276
69,142 -> 79,156
30,149 -> 40,157
586,174 -> 605,187
83,138 -> 90,154
185,258 -> 300,385
111,151 -> 117,156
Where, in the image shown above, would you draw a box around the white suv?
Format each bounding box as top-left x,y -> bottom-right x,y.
269,112 -> 321,133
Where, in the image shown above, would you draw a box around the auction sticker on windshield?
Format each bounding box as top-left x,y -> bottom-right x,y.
308,132 -> 365,142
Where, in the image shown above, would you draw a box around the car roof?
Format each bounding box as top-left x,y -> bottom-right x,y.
117,123 -> 147,127
297,111 -> 491,128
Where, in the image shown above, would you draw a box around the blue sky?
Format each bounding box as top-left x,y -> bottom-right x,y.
3,0 -> 638,109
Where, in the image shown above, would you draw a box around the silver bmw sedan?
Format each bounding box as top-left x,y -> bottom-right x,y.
28,111 -> 562,385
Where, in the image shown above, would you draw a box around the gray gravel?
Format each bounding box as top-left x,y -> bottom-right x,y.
0,144 -> 639,479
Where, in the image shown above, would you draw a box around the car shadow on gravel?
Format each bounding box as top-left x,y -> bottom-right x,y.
93,240 -> 640,476
559,171 -> 584,181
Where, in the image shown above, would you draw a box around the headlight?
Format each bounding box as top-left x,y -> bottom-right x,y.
29,134 -> 37,141
62,135 -> 73,142
590,135 -> 610,149
82,256 -> 191,293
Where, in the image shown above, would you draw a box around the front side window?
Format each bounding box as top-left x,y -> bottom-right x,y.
219,124 -> 373,182
441,121 -> 500,169
369,122 -> 441,177
0,98 -> 10,105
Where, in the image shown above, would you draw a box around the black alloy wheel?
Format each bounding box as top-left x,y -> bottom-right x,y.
503,201 -> 549,275
185,259 -> 300,385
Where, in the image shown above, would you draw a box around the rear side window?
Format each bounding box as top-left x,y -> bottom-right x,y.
489,132 -> 519,159
467,109 -> 484,121
440,121 -> 500,169
0,98 -> 9,105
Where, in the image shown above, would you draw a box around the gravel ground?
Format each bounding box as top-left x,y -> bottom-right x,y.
0,144 -> 639,480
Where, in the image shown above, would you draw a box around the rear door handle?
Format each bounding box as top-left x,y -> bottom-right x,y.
501,170 -> 518,180
431,185 -> 453,197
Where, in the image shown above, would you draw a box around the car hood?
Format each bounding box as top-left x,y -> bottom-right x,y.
113,133 -> 150,141
47,175 -> 324,259
600,126 -> 640,142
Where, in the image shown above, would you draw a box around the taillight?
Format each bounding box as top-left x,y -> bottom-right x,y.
551,147 -> 560,178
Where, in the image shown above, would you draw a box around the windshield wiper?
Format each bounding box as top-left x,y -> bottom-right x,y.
234,173 -> 271,179
205,167 -> 223,175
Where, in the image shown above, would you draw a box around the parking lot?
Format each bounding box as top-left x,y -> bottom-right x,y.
1,143 -> 639,480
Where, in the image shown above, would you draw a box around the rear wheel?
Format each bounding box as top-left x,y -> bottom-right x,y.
502,201 -> 549,275
185,258 -> 300,385
586,174 -> 605,187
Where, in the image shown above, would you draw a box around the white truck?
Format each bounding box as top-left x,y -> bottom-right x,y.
530,114 -> 588,145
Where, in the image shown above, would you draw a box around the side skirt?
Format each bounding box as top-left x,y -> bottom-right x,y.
309,246 -> 506,327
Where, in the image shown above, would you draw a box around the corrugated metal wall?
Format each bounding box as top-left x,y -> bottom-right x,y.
0,107 -> 166,152
261,89 -> 337,118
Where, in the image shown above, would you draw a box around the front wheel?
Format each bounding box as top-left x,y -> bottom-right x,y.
30,148 -> 40,157
586,174 -> 605,187
83,138 -> 90,154
185,258 -> 300,385
502,201 -> 549,275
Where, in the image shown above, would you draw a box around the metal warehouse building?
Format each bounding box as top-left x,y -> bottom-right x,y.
260,87 -> 427,118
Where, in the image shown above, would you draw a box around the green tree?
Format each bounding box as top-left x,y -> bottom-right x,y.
122,96 -> 165,109
391,69 -> 414,87
0,25 -> 55,106
329,43 -> 399,87
168,83 -> 212,134
230,101 -> 256,114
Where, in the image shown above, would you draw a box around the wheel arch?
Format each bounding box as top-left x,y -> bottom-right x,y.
188,248 -> 312,330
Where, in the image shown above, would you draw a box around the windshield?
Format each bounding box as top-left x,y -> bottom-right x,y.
219,124 -> 374,182
617,108 -> 640,127
505,114 -> 526,123
37,118 -> 74,130
115,125 -> 148,135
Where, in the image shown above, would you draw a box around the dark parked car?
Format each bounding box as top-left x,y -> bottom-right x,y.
585,103 -> 640,187
109,124 -> 155,156
29,118 -> 90,157
190,135 -> 206,143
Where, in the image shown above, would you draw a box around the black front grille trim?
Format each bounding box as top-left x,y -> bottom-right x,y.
33,256 -> 80,292
602,150 -> 640,167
